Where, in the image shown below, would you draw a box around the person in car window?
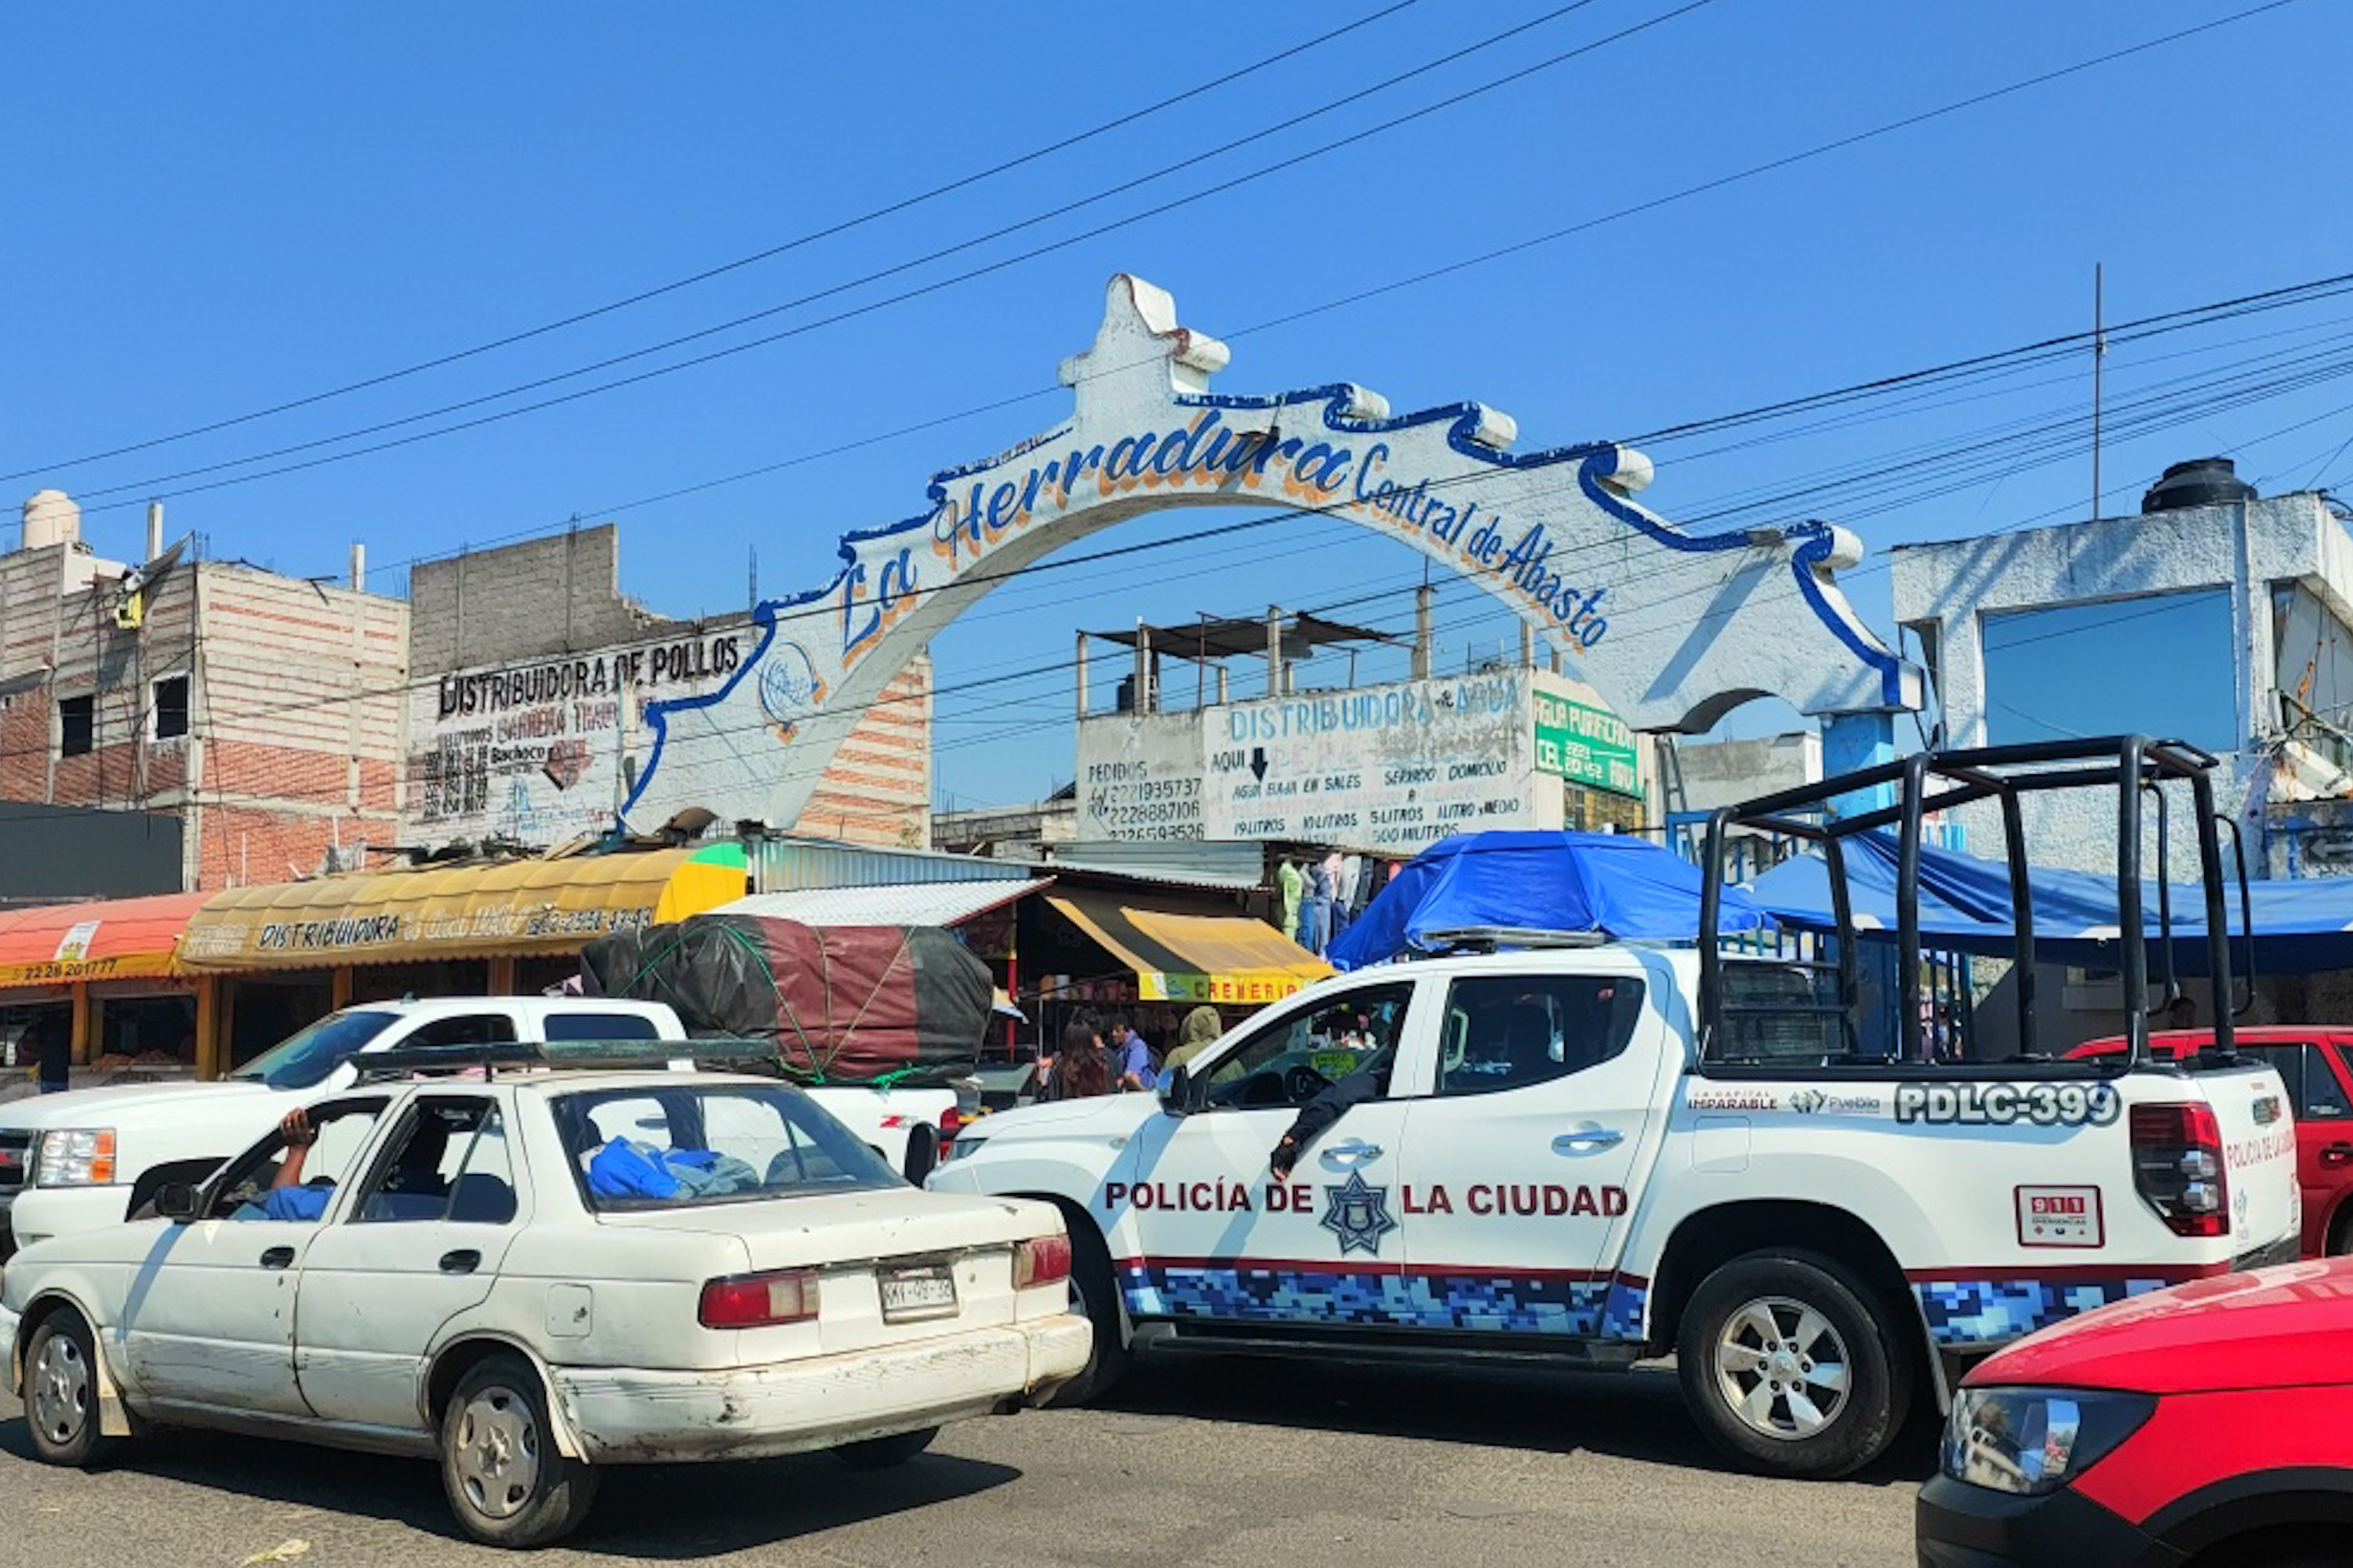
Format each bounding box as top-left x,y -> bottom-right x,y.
1269,1044 -> 1395,1181
235,1106 -> 446,1222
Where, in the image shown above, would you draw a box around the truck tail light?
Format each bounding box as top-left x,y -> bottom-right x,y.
700,1268 -> 821,1328
1013,1234 -> 1071,1290
937,1105 -> 966,1155
2130,1102 -> 2228,1238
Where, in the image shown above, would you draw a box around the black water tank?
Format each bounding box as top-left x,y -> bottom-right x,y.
2142,457 -> 2257,514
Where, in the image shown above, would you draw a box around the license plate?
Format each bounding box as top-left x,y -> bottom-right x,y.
878,1263 -> 958,1322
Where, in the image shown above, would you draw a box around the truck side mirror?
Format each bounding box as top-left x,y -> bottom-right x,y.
1158,1065 -> 1192,1115
155,1182 -> 201,1223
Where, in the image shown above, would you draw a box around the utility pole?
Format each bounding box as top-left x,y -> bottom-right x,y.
2092,264 -> 2107,520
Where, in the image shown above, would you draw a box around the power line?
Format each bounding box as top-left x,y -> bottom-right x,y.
51,0 -> 1669,504
0,0 -> 1435,485
40,0 -> 2301,522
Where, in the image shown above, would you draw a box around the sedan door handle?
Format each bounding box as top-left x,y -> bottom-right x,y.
2322,1143 -> 2353,1169
1553,1127 -> 1624,1152
259,1246 -> 296,1269
1320,1139 -> 1384,1164
438,1250 -> 482,1275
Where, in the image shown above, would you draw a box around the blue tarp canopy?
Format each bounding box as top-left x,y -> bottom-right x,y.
1327,831 -> 1766,970
1748,831 -> 2353,974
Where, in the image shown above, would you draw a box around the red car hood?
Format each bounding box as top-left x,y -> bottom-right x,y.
1972,1258 -> 2353,1395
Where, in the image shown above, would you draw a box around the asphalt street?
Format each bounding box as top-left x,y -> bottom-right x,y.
0,1357 -> 1926,1566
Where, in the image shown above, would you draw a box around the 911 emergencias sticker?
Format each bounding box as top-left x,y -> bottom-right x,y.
2016,1184 -> 2104,1248
1893,1082 -> 2122,1127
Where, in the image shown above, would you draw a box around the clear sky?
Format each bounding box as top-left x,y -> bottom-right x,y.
7,1 -> 2350,811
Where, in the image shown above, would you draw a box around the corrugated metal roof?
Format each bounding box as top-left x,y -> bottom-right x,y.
750,836 -> 1037,891
715,878 -> 1051,927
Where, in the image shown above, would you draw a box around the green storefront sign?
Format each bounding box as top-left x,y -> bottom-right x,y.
1534,692 -> 1641,798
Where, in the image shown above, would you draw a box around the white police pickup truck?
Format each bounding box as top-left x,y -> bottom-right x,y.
930,947 -> 2298,1478
0,997 -> 962,1251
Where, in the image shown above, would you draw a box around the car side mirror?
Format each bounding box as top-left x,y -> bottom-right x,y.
1158,1065 -> 1192,1115
155,1181 -> 201,1223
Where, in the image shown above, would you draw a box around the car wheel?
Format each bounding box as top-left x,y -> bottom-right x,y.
23,1310 -> 110,1468
1675,1249 -> 1911,1479
831,1426 -> 939,1468
439,1353 -> 599,1548
1043,1217 -> 1130,1409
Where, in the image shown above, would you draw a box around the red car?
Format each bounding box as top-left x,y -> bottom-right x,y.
1917,1257 -> 2353,1566
2068,1028 -> 2353,1257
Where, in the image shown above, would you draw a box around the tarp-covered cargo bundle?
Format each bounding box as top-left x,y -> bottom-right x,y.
578,915 -> 991,1086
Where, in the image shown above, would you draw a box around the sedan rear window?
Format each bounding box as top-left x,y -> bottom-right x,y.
551,1083 -> 899,1210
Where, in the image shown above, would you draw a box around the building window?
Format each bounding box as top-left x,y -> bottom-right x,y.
153,676 -> 190,740
59,695 -> 94,757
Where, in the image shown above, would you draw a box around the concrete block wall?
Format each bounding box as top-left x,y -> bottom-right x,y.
410,525 -> 669,673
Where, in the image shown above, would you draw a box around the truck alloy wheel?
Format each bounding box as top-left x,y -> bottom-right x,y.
1675,1250 -> 1910,1479
1711,1294 -> 1850,1439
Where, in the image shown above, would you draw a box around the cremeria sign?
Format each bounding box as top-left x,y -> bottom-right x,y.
627,275 -> 1918,833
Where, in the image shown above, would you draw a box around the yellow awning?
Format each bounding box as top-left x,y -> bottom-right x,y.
176,847 -> 746,973
1043,890 -> 1331,1006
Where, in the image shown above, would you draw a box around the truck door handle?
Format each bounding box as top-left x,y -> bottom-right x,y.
1320,1140 -> 1384,1164
2322,1143 -> 2353,1169
438,1250 -> 482,1275
259,1246 -> 296,1269
1553,1128 -> 1624,1152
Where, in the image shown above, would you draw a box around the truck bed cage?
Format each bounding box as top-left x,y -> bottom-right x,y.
352,1038 -> 783,1083
1696,734 -> 2249,1070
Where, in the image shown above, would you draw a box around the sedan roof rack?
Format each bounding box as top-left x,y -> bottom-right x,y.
352,1038 -> 780,1084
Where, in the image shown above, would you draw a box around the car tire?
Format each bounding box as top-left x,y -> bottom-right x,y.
1043,1216 -> 1130,1409
438,1353 -> 599,1548
831,1426 -> 939,1468
1675,1249 -> 1911,1480
23,1310 -> 110,1468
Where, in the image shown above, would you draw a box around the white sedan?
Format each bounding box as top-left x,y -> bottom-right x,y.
2,1062 -> 1089,1548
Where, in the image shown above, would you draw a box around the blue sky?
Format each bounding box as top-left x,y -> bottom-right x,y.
7,1 -> 2350,809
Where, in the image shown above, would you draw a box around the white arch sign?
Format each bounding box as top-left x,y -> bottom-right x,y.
627,275 -> 1919,831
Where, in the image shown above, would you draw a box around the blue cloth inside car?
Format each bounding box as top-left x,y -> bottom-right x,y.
587,1137 -> 761,1199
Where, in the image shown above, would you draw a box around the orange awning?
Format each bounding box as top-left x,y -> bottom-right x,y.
0,890 -> 213,988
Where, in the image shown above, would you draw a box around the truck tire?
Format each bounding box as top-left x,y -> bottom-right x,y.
1675,1249 -> 1911,1479
1044,1217 -> 1130,1409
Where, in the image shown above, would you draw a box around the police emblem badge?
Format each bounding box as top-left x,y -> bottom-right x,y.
1319,1170 -> 1399,1257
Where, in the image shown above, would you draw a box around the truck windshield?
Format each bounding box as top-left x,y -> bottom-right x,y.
553,1083 -> 901,1210
227,1010 -> 401,1090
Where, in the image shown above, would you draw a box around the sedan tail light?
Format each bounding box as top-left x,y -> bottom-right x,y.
2129,1102 -> 2228,1238
1013,1234 -> 1071,1290
700,1268 -> 821,1328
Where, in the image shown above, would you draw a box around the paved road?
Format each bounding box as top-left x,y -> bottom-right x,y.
0,1358 -> 1926,1566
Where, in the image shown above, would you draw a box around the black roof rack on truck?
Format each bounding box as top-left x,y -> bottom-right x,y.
1695,734 -> 2252,1071
352,1038 -> 781,1084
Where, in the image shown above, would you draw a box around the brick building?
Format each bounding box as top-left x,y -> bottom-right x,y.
0,490 -> 407,894
406,525 -> 932,849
